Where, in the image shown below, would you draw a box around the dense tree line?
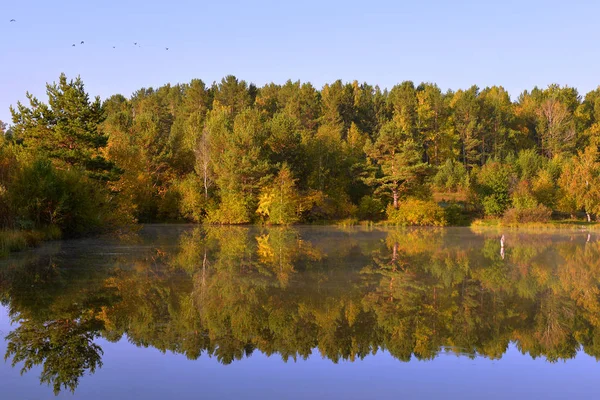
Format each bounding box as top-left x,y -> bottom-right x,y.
2,226 -> 600,394
2,74 -> 600,232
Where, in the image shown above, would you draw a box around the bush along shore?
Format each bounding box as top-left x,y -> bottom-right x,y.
2,73 -> 600,256
0,226 -> 61,258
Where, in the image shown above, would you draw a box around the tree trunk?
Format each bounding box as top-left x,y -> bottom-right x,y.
202,250 -> 207,287
203,166 -> 209,199
393,188 -> 399,209
481,136 -> 485,166
586,211 -> 591,223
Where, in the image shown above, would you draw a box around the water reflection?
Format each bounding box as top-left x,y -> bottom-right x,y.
1,226 -> 600,394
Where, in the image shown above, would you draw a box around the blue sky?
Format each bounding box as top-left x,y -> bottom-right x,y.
1,0 -> 599,124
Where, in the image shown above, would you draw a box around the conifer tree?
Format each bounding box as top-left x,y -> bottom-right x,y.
10,74 -> 118,181
363,122 -> 429,208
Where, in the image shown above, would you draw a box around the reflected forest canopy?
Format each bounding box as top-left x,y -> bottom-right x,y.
2,226 -> 600,394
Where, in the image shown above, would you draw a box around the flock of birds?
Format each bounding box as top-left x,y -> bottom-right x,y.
8,19 -> 169,51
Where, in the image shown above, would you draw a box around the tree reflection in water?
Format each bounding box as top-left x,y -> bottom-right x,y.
1,226 -> 600,394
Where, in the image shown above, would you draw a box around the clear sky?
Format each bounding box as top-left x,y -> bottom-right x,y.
1,0 -> 599,124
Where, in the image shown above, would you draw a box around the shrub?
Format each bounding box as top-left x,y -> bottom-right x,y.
158,186 -> 182,222
443,202 -> 470,226
502,205 -> 552,224
515,149 -> 543,180
532,169 -> 559,209
433,159 -> 468,191
337,218 -> 359,227
0,226 -> 61,257
0,144 -> 19,227
386,198 -> 447,226
176,174 -> 208,222
256,165 -> 299,225
298,190 -> 355,222
0,230 -> 28,256
482,195 -> 510,217
8,159 -> 108,236
511,181 -> 538,210
207,192 -> 251,224
0,184 -> 10,228
357,196 -> 385,221
476,161 -> 514,216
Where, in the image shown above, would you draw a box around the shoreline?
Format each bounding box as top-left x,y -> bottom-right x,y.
2,219 -> 597,259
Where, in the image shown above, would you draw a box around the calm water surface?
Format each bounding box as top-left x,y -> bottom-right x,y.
1,225 -> 599,399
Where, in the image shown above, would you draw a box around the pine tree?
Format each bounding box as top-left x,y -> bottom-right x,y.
363,121 -> 429,209
450,86 -> 482,170
10,73 -> 118,181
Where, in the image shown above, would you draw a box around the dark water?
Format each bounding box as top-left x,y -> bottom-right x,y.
1,225 -> 599,399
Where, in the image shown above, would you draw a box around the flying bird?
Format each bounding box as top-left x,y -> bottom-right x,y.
134,42 -> 138,46
80,41 -> 84,44
10,19 -> 15,22
113,46 -> 116,49
165,47 -> 169,50
72,44 -> 76,47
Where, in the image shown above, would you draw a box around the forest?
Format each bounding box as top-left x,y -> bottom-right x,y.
2,74 -> 600,243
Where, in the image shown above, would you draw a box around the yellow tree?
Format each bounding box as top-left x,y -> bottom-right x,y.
256,164 -> 299,225
559,146 -> 600,222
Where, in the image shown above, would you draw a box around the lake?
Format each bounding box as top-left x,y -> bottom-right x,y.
1,225 -> 599,399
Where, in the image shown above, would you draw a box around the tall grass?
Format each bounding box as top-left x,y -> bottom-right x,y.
471,218 -> 600,232
0,226 -> 61,257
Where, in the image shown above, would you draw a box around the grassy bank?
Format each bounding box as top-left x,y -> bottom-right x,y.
471,218 -> 600,232
333,217 -> 599,231
0,226 -> 62,258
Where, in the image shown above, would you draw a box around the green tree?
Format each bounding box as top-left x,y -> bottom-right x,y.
514,149 -> 544,181
320,80 -> 355,132
416,83 -> 452,165
304,122 -> 355,218
433,158 -> 468,192
450,86 -> 482,169
364,121 -> 429,208
266,112 -> 304,176
351,81 -> 380,135
209,108 -> 271,223
578,86 -> 600,147
213,75 -> 254,117
476,161 -> 513,216
389,81 -> 418,140
479,86 -> 516,160
10,74 -> 118,181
